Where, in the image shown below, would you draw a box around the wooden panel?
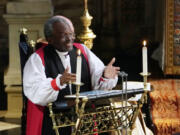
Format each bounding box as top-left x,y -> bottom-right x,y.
164,0 -> 180,74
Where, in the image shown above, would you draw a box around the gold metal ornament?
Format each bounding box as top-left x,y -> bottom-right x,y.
29,40 -> 36,51
77,0 -> 96,49
19,28 -> 36,51
19,27 -> 28,35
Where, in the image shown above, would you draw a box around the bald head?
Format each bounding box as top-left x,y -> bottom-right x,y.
44,15 -> 74,40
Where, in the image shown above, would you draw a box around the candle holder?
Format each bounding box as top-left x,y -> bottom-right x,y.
139,72 -> 151,103
139,72 -> 151,90
72,82 -> 84,116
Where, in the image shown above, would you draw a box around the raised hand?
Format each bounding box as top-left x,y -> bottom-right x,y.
103,57 -> 120,79
60,66 -> 76,85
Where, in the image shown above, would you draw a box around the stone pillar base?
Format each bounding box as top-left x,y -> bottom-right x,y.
4,86 -> 22,118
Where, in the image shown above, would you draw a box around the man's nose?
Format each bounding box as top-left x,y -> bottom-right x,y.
65,35 -> 71,41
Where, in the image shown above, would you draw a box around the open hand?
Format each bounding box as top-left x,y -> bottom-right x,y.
103,57 -> 120,79
60,67 -> 76,85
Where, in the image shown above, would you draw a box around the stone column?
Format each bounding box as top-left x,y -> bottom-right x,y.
3,0 -> 53,118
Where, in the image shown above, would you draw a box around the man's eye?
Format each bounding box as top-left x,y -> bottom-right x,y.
60,33 -> 75,38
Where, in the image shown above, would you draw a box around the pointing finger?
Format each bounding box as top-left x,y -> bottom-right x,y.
107,57 -> 116,66
114,67 -> 120,71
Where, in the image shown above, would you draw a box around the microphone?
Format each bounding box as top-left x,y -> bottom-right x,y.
118,71 -> 128,77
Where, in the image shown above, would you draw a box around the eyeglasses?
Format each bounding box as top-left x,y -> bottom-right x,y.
59,32 -> 76,39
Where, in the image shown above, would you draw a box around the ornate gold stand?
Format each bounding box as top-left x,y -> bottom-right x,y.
71,82 -> 85,116
48,81 -> 89,135
77,0 -> 96,49
48,87 -> 147,135
140,72 -> 151,103
130,72 -> 151,132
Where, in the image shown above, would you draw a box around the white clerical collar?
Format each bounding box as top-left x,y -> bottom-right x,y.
55,50 -> 68,56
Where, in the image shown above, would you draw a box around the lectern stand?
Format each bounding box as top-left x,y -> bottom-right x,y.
48,88 -> 145,135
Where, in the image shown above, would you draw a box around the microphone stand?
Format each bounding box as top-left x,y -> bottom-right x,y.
118,71 -> 128,135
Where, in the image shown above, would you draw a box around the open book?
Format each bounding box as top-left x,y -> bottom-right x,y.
123,81 -> 151,101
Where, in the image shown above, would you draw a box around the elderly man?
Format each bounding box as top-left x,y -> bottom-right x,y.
23,15 -> 120,135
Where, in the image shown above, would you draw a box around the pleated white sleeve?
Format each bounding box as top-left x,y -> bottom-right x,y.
82,45 -> 118,90
23,53 -> 66,106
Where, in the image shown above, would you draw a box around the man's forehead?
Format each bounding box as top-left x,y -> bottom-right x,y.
52,16 -> 74,31
53,21 -> 74,32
